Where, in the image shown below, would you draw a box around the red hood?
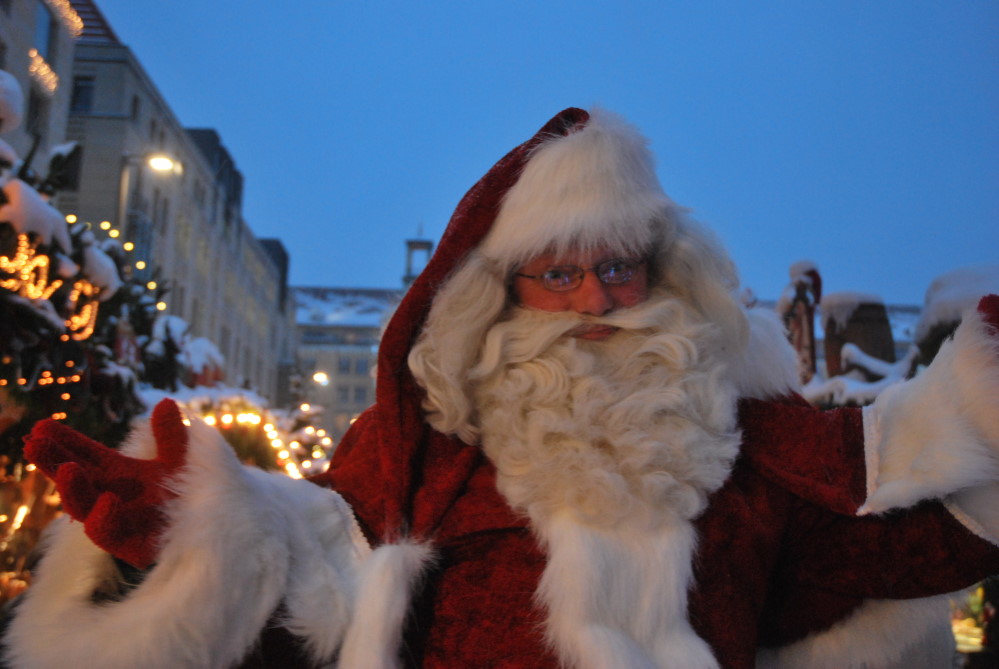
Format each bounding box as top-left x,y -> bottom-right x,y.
321,108 -> 590,541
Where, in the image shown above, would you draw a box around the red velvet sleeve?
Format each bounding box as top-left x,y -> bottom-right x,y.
738,396 -> 867,515
739,397 -> 999,644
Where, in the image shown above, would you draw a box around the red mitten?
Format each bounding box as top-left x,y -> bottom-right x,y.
24,399 -> 190,568
979,294 -> 999,332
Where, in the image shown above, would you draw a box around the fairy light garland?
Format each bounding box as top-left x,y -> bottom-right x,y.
44,0 -> 84,38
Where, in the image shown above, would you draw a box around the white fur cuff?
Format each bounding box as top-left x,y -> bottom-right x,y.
3,418 -> 370,669
860,305 -> 999,514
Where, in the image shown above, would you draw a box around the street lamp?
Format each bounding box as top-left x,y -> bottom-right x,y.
116,152 -> 182,280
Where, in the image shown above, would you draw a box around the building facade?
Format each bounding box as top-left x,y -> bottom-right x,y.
294,287 -> 402,441
0,0 -> 81,161
58,0 -> 294,403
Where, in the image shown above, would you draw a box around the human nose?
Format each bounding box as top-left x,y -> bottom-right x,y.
569,271 -> 614,315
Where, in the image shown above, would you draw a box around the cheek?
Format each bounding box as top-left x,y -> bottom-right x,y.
611,271 -> 650,307
513,282 -> 568,312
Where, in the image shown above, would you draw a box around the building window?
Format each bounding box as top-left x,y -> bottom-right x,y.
26,86 -> 49,136
0,0 -> 11,15
353,387 -> 368,404
337,356 -> 351,374
34,2 -> 56,62
70,76 -> 94,113
130,95 -> 141,121
355,358 -> 369,376
336,386 -> 349,404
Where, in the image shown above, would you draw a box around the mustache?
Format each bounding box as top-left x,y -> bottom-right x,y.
470,292 -> 692,379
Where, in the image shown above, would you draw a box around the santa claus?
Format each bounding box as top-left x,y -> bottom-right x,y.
5,108 -> 999,669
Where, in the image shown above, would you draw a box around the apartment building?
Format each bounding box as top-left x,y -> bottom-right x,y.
0,0 -> 81,161
58,0 -> 294,402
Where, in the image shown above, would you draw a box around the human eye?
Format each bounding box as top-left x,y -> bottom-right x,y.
542,266 -> 580,290
597,259 -> 636,284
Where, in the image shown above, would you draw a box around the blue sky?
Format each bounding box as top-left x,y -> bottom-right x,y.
91,0 -> 998,305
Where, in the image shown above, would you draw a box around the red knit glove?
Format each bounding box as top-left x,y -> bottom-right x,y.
24,399 -> 189,569
980,294 -> 999,332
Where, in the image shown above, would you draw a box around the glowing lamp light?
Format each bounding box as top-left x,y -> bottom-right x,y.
300,403 -> 311,412
312,371 -> 329,386
277,450 -> 290,460
99,221 -> 112,230
135,261 -> 147,270
65,214 -> 77,224
147,155 -> 177,172
220,414 -> 234,425
147,281 -> 157,290
108,229 -> 120,239
204,415 -> 217,426
123,242 -> 135,251
156,301 -> 167,311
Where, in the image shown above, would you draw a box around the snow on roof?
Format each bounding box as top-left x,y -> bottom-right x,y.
818,291 -> 885,331
914,265 -> 999,342
294,287 -> 403,328
181,336 -> 225,373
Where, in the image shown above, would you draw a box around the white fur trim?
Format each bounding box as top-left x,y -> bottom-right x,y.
859,304 -> 999,514
756,595 -> 955,669
729,307 -> 800,399
536,513 -> 717,669
945,483 -> 999,546
3,418 -> 370,668
338,541 -> 435,669
480,108 -> 672,271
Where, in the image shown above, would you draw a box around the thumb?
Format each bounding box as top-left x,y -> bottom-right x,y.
151,399 -> 189,472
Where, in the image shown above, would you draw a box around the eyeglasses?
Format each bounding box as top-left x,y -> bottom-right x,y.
514,258 -> 644,292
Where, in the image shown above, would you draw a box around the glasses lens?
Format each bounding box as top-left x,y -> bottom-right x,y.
542,267 -> 583,292
596,259 -> 638,285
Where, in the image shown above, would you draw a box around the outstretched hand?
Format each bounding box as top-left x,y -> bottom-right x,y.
24,399 -> 190,569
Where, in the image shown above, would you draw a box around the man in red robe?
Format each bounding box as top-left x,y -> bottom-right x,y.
7,108 -> 999,669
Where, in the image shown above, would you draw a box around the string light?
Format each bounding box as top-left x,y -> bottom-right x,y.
65,279 -> 101,340
44,0 -> 84,37
146,281 -> 157,290
99,221 -> 111,230
135,261 -> 147,270
155,301 -> 167,311
123,242 -> 135,251
65,214 -> 77,224
0,233 -> 63,300
27,50 -> 58,95
108,229 -> 120,239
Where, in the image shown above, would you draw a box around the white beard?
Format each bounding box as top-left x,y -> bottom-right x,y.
471,293 -> 741,669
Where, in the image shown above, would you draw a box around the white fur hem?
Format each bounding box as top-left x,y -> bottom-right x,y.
757,595 -> 956,669
3,417 -> 370,668
338,541 -> 436,669
860,304 -> 999,514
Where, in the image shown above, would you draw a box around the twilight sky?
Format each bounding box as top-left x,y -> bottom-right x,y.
89,0 -> 998,305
